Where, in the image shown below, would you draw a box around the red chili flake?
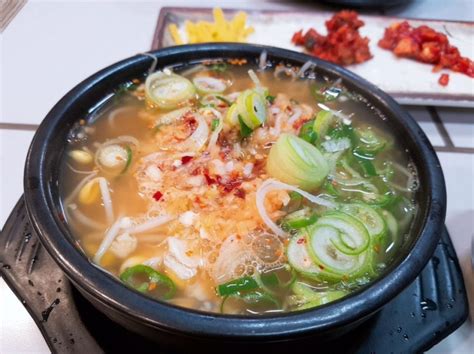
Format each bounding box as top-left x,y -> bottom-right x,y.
318,264 -> 325,270
152,191 -> 163,201
234,188 -> 246,199
373,244 -> 381,253
297,238 -> 306,244
236,235 -> 242,240
181,156 -> 193,164
292,10 -> 372,66
204,173 -> 217,185
218,177 -> 242,193
379,21 -> 474,79
293,117 -> 311,131
438,73 -> 449,86
191,167 -> 202,176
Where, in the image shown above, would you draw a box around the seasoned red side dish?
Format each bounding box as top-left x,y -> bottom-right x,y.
292,10 -> 372,66
379,21 -> 474,82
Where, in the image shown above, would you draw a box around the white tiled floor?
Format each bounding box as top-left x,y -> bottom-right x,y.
0,1 -> 473,353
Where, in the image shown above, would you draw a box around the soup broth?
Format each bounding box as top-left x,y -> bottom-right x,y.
61,59 -> 418,314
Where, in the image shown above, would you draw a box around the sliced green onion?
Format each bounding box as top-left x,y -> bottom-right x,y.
282,208 -> 318,230
316,212 -> 370,255
216,95 -> 231,106
210,63 -> 228,72
291,282 -> 347,310
323,180 -> 340,196
238,114 -> 253,138
266,95 -> 276,104
299,119 -> 317,144
217,276 -> 259,296
225,103 -> 239,126
353,154 -> 377,177
211,118 -> 220,131
220,291 -> 280,314
236,90 -> 267,129
339,203 -> 386,239
354,128 -> 387,156
313,110 -> 335,140
306,222 -> 370,280
267,134 -> 329,191
120,265 -> 176,300
120,146 -> 133,174
193,76 -> 227,94
287,235 -> 322,280
145,72 -> 196,109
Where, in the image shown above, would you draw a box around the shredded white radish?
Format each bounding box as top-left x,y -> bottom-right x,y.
98,177 -> 114,224
66,163 -> 95,175
64,171 -> 98,205
94,217 -> 127,263
140,52 -> 158,74
248,69 -> 261,87
258,51 -> 268,70
124,215 -> 174,234
287,107 -> 303,125
297,61 -> 314,78
67,204 -> 104,230
176,114 -> 209,151
256,179 -> 337,238
206,109 -> 224,154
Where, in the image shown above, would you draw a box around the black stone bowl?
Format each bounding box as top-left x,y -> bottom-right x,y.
23,43 -> 446,350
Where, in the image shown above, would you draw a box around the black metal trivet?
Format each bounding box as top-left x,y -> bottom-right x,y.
0,197 -> 468,354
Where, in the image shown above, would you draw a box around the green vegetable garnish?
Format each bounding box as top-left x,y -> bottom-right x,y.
238,114 -> 253,138
211,118 -> 220,131
120,265 -> 176,300
299,119 -> 317,144
266,95 -> 276,104
120,145 -> 133,174
313,110 -> 335,141
216,95 -> 231,106
217,276 -> 259,296
210,63 -> 228,72
237,90 -> 267,129
267,134 -> 329,191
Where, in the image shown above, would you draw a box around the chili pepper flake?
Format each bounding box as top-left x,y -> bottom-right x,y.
181,156 -> 193,165
152,191 -> 163,201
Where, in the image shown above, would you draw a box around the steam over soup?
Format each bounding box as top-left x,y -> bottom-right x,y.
61,58 -> 418,314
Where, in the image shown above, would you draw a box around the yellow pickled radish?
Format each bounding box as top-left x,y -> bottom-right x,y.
69,150 -> 93,164
79,178 -> 101,205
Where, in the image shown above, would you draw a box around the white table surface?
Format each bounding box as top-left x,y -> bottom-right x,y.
1,1 -> 473,353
